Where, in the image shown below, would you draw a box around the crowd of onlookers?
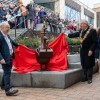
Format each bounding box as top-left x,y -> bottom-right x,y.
0,1 -> 99,37
0,1 -> 48,29
0,1 -> 81,34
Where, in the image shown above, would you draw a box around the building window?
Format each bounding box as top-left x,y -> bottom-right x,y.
38,2 -> 54,11
85,15 -> 94,25
65,5 -> 81,22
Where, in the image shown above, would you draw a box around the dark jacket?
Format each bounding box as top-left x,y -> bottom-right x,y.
68,27 -> 97,52
38,10 -> 46,18
0,31 -> 18,64
26,4 -> 36,20
52,18 -> 58,26
0,10 -> 7,21
68,27 -> 97,67
95,35 -> 100,59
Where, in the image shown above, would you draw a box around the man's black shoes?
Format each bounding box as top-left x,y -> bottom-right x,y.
81,78 -> 92,84
1,86 -> 5,90
88,80 -> 92,84
6,89 -> 19,96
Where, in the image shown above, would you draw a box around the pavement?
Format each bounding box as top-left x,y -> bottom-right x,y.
0,73 -> 100,100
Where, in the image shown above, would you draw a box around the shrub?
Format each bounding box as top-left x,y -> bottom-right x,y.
66,37 -> 81,45
16,37 -> 40,49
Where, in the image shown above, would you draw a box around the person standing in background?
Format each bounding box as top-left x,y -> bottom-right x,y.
0,7 -> 7,22
95,28 -> 100,73
26,3 -> 36,30
38,7 -> 47,23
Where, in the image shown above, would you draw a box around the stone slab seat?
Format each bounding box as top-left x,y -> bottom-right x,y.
0,65 -> 98,89
0,68 -> 82,89
30,68 -> 82,89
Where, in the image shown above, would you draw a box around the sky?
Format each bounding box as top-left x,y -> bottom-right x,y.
79,0 -> 100,8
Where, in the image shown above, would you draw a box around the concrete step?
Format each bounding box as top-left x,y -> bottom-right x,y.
8,28 -> 27,39
9,29 -> 27,34
69,62 -> 81,69
36,24 -> 50,31
68,54 -> 80,63
9,34 -> 20,40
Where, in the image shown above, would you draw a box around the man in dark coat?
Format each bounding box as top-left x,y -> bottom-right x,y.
26,3 -> 36,29
0,22 -> 19,96
68,20 -> 97,84
95,28 -> 100,73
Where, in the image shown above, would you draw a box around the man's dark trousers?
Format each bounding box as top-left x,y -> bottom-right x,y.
1,56 -> 12,92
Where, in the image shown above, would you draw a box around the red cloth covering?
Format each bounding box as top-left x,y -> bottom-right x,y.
13,33 -> 69,74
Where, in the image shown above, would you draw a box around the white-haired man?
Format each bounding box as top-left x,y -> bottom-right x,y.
68,19 -> 97,84
0,22 -> 19,96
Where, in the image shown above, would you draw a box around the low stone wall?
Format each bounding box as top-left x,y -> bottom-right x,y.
0,68 -> 83,89
0,54 -> 99,89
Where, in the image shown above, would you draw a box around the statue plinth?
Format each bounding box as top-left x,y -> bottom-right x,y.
36,49 -> 53,71
36,22 -> 53,71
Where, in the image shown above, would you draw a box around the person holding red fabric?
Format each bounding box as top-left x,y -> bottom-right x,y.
68,20 -> 97,84
0,22 -> 19,96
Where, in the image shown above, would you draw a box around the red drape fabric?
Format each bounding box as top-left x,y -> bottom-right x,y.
13,33 -> 69,74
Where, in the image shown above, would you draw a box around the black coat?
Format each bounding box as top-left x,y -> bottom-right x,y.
68,27 -> 97,68
0,31 -> 18,64
95,35 -> 100,59
26,4 -> 36,20
0,10 -> 7,20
